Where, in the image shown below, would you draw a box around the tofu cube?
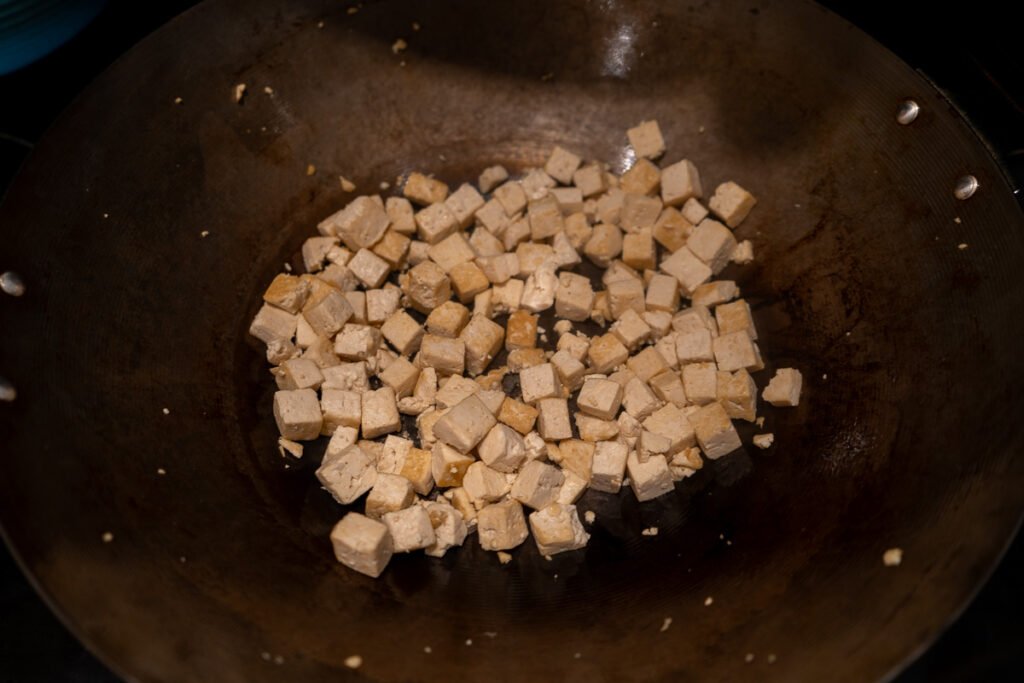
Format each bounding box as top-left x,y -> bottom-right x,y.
690,402 -> 741,459
654,332 -> 679,369
302,236 -> 340,273
322,361 -> 369,391
404,262 -> 452,314
673,305 -> 718,336
378,356 -> 420,397
463,461 -> 512,508
263,274 -> 310,313
660,245 -> 712,295
605,279 -> 645,322
476,253 -> 519,284
278,358 -> 323,390
492,278 -> 525,314
320,388 -> 362,434
622,377 -> 662,420
763,368 -> 803,407
682,362 -> 719,405
552,231 -> 581,268
529,503 -> 590,555
475,198 -> 511,234
587,333 -> 629,374
676,328 -> 715,364
497,398 -> 539,435
521,168 -> 557,200
576,414 -> 620,442
643,403 -> 697,454
620,194 -> 663,233
494,181 -> 527,216
343,291 -> 367,325
270,387 -> 323,445
627,120 -> 665,159
386,196 -> 416,235
506,310 -> 539,351
365,288 -> 401,325
573,163 -> 607,198
508,348 -> 547,371
717,369 -> 758,421
556,472 -> 589,505
330,513 -> 393,578
653,207 -> 693,252
332,196 -> 390,251
419,334 -> 466,376
537,398 -> 572,441
428,232 -> 476,273
502,217 -> 531,251
421,500 -> 468,558
709,181 -> 757,227
681,197 -> 709,225
715,299 -> 757,340
380,310 -> 423,356
622,228 -> 657,270
583,223 -> 623,267
371,230 -> 411,269
399,446 -> 434,495
434,374 -> 480,410
415,202 -> 459,244
515,242 -> 556,275
638,429 -> 672,461
519,363 -> 562,404
610,308 -> 652,349
478,165 -> 509,193
447,487 -> 479,525
477,500 -> 529,551
454,317 -> 501,377
407,239 -> 431,265
445,182 -> 486,229
577,378 -> 623,420
596,187 -> 625,224
557,332 -> 591,362
550,350 -> 587,391
433,394 -> 497,453
557,439 -> 595,482
712,330 -> 764,372
590,440 -> 629,493
555,272 -> 596,322
661,159 -> 703,206
249,304 -> 297,344
469,226 -> 506,258
645,273 -> 680,313
431,442 -> 476,487
692,280 -> 739,308
520,261 -> 559,312
688,219 -> 738,274
303,288 -> 355,337
626,452 -> 674,502
477,423 -> 527,472
317,445 -> 377,503
417,408 -> 444,449
544,145 -> 582,184
731,239 -> 755,264
649,370 -> 687,407
511,460 -> 565,510
621,158 -> 661,196
365,473 -> 416,520
383,505 -> 436,553
333,324 -> 382,361
627,347 -> 670,383
403,171 -> 449,206
426,301 -> 471,338
564,212 -> 594,250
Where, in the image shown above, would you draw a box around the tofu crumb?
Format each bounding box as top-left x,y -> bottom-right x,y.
497,551 -> 513,564
317,21 -> 324,28
767,654 -> 777,664
752,433 -> 774,449
380,181 -> 390,190
957,243 -> 968,250
392,39 -> 408,54
660,617 -> 672,632
344,655 -> 363,669
584,510 -> 596,524
263,86 -> 273,95
412,21 -> 421,31
156,468 -> 166,476
101,532 -> 114,543
233,83 -> 247,103
641,526 -> 659,536
347,6 -> 359,14
883,547 -> 903,567
424,646 -> 432,653
745,653 -> 755,664
173,97 -> 183,105
306,164 -> 316,176
574,652 -> 582,659
465,639 -> 473,646
704,596 -> 714,606
200,230 -> 210,238
162,408 -> 170,415
953,216 -> 961,224
261,652 -> 271,661
340,176 -> 356,192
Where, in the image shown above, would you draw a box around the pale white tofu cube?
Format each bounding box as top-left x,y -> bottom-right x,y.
763,368 -> 803,407
643,403 -> 697,454
386,196 -> 416,235
620,194 -> 663,233
521,168 -> 557,200
331,196 -> 390,250
515,242 -> 556,275
708,181 -> 757,227
596,187 -> 625,224
638,429 -> 671,461
687,219 -> 738,274
627,120 -> 665,159
427,232 -> 475,273
322,361 -> 369,391
476,253 -> 519,283
403,172 -> 449,206
577,378 -> 623,420
273,389 -> 322,440
691,280 -> 739,308
731,239 -> 755,264
317,445 -> 377,503
460,315 -> 505,376
320,389 -> 361,434
550,350 -> 586,391
361,386 -> 401,438
556,472 -> 588,505
263,274 -> 310,314
421,500 -> 468,557
330,512 -> 393,578
681,362 -> 717,405
477,500 -> 529,551
576,414 -> 620,442
681,197 -> 709,225
398,367 -> 437,416
645,273 -> 680,313
403,261 -> 451,313
660,245 -> 712,295
278,358 -> 323,390
690,402 -> 742,459
564,212 -> 594,250
550,231 -> 581,269
365,473 -> 416,520
415,202 -> 459,244
502,216 -> 531,251
587,334 -> 629,374
520,261 -> 559,313
469,226 -> 505,257
622,377 -> 662,420
573,163 -> 607,198
623,348 -> 666,385
477,423 -> 528,472
407,239 -> 431,265
672,305 -> 719,336
325,425 -> 359,459
250,303 -> 297,344
343,291 -> 367,324
676,328 -> 715,364
371,230 -> 411,269
417,408 -> 444,449
431,441 -> 475,487
545,145 -> 582,184
434,374 -> 479,410
626,452 -> 674,502
523,431 -> 548,461
717,369 -> 758,422
463,461 -> 512,508
555,272 -> 595,322
551,186 -> 585,214
643,310 -> 673,340
557,332 -> 590,362
444,183 -> 486,229
492,278 -> 525,314
649,370 -> 687,407
378,356 -> 420,398
715,299 -> 757,340
660,159 -> 703,206
591,440 -> 629,493
537,398 -> 572,441
433,394 -> 497,453
475,197 -> 511,235
380,310 -> 424,356
376,434 -> 412,475
474,288 -> 495,320
510,460 -> 565,510
302,288 -> 355,337
333,324 -> 382,361
418,334 -> 465,376
610,308 -> 651,349
712,331 -> 764,372
478,165 -> 509,193
529,503 -> 590,555
654,332 -> 679,369
518,363 -> 561,404
583,223 -> 623,267
383,505 -> 436,553
653,207 -> 692,252
425,300 -> 470,338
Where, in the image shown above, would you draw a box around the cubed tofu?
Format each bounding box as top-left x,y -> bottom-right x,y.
445,183 -> 486,229
426,301 -> 471,338
557,439 -> 595,482
477,500 -> 529,551
577,378 -> 623,420
508,348 -> 547,371
708,181 -> 757,227
334,324 -> 382,361
378,356 -> 420,397
626,452 -> 674,502
627,120 -> 665,159
366,288 -> 402,325
687,219 -> 738,274
510,460 -> 565,510
763,368 -> 803,407
415,202 -> 459,244
332,196 -> 390,251
645,273 -> 680,313
403,261 -> 451,313
460,315 -> 505,376
431,441 -> 475,487
622,377 -> 662,420
494,181 -> 528,216
545,145 -> 582,184
263,274 -> 310,313
428,232 -> 476,273
434,374 -> 480,410
476,198 -> 511,234
433,394 -> 497,453
447,487 -> 479,526
610,308 -> 652,350
638,429 -> 671,461
660,245 -> 712,295
506,309 -> 539,351
279,358 -> 324,390
519,363 -> 562,404
371,230 -> 411,269
681,197 -> 709,225
682,362 -> 718,405
537,398 -> 572,441
692,280 -> 739,308
643,403 -> 697,454
322,361 -> 370,391
317,445 -> 377,503
715,299 -> 758,340
273,388 -> 323,441
463,461 -> 512,508
661,159 -> 702,206
551,231 -> 581,268
498,397 -> 539,436
318,262 -> 360,292
421,500 -> 468,557
557,332 -> 590,362
502,217 -> 531,251
469,227 -> 506,258
476,253 -> 519,284
620,194 -> 663,233
528,195 -> 566,242
408,239 -> 431,265
330,512 -> 393,578
303,287 -> 355,337
556,472 -> 589,505
250,303 -> 298,344
478,165 -> 509,193
583,223 -> 623,267
596,187 -> 625,224
672,305 -> 718,336
477,423 -> 528,472
573,163 -> 607,198
564,212 -> 594,250
386,196 -> 417,235
403,172 -> 449,206
621,158 -> 661,196
343,291 -> 367,324
417,408 -> 444,449
590,440 -> 629,493
576,414 -> 620,442
361,387 -> 401,438
690,402 -> 742,459
321,388 -> 362,434
550,349 -> 587,390
520,261 -> 559,313
627,347 -> 670,383
383,505 -> 436,553
515,242 -> 556,276
587,333 -> 629,374
521,168 -> 556,200
712,330 -> 764,372
731,239 -> 754,264
652,207 -> 693,253
302,236 -> 339,273
654,332 -> 679,369
675,328 -> 715,364
606,278 -> 646,321
419,334 -> 466,376
622,228 -> 657,270
380,310 -> 424,356
717,369 -> 758,421
365,473 -> 416,520
555,272 -> 596,322
529,503 -> 590,555
649,370 -> 687,408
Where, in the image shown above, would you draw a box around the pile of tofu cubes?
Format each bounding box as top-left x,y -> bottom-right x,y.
249,120 -> 802,578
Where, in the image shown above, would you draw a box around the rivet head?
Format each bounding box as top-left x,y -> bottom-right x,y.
896,99 -> 920,125
0,378 -> 15,402
0,271 -> 25,297
954,175 -> 979,200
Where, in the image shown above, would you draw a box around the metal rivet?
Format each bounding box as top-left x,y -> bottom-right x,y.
0,271 -> 25,297
896,99 -> 920,125
0,378 -> 15,402
954,175 -> 979,200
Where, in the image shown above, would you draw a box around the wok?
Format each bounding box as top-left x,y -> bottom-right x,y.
1,0 -> 1022,681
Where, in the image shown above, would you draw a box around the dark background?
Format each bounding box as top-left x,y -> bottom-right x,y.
0,1 -> 1020,681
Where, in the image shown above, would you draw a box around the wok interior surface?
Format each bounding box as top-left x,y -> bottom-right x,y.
1,0 -> 1022,681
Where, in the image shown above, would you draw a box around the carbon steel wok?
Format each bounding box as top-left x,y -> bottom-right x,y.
1,0 -> 1022,681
